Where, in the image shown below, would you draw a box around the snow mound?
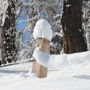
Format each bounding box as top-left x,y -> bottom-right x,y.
33,48 -> 68,70
33,48 -> 90,70
33,19 -> 53,41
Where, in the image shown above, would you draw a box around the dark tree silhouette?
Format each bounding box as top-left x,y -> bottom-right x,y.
1,0 -> 17,64
61,0 -> 87,54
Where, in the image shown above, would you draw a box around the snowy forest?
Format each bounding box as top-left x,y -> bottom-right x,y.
0,0 -> 90,90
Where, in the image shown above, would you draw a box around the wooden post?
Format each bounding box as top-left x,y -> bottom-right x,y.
32,38 -> 50,78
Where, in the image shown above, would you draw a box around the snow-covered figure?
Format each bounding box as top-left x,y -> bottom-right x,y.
32,19 -> 53,77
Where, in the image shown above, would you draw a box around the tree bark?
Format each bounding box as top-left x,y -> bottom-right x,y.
61,0 -> 87,54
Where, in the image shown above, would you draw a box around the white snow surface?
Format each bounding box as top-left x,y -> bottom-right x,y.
0,61 -> 90,90
0,49 -> 90,90
33,48 -> 90,70
33,19 -> 53,41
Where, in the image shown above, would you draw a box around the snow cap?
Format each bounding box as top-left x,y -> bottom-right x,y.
33,19 -> 53,41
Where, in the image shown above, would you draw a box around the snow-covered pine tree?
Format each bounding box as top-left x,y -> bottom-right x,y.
82,0 -> 90,50
1,0 -> 17,64
0,0 -> 9,64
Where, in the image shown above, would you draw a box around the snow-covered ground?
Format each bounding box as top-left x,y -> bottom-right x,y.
0,62 -> 90,90
0,19 -> 90,90
33,48 -> 90,69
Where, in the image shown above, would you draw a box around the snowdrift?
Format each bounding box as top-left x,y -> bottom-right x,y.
33,48 -> 90,70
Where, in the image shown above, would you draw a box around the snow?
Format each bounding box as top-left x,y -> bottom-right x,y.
66,4 -> 71,7
33,48 -> 90,70
0,0 -> 90,89
0,0 -> 9,26
33,19 -> 53,41
0,61 -> 90,90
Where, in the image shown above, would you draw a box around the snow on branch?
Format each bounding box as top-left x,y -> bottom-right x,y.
83,1 -> 90,9
16,15 -> 39,24
0,0 -> 9,26
22,1 -> 59,8
33,48 -> 90,70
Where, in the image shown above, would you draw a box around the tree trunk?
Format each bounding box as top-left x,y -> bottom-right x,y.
61,0 -> 87,54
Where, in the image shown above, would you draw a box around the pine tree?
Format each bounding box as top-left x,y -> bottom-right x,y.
1,0 -> 17,63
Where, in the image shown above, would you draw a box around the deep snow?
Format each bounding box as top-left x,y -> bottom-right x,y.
0,62 -> 90,90
33,48 -> 90,70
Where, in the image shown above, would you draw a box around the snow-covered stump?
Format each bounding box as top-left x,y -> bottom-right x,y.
32,19 -> 52,78
32,38 -> 50,78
